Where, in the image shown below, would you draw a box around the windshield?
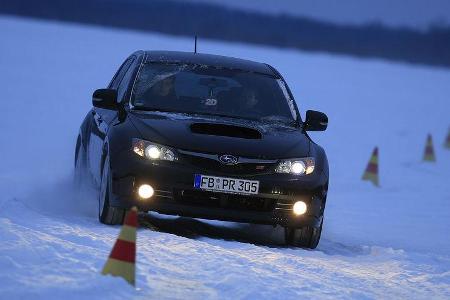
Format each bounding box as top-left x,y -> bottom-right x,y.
131,63 -> 297,123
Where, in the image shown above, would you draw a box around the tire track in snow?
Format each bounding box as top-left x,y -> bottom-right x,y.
136,211 -> 450,299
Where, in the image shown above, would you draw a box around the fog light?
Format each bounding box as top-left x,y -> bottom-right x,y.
138,184 -> 154,199
293,201 -> 307,215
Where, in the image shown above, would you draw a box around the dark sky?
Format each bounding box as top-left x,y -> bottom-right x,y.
187,0 -> 450,29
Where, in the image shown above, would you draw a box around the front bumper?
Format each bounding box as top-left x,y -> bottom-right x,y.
109,152 -> 327,228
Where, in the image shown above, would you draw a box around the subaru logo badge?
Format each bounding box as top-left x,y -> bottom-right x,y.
219,154 -> 239,165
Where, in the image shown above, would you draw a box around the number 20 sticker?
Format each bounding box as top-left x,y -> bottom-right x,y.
205,98 -> 218,106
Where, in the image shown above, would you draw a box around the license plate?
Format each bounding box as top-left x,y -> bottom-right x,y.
194,174 -> 259,195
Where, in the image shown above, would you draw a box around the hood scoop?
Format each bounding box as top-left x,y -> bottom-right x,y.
190,123 -> 262,139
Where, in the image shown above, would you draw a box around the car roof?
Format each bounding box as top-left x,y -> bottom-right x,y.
141,51 -> 276,76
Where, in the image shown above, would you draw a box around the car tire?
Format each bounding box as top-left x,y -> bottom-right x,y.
284,219 -> 323,249
74,136 -> 86,188
98,153 -> 125,225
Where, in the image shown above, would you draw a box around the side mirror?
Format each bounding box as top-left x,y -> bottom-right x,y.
92,89 -> 118,110
304,110 -> 328,131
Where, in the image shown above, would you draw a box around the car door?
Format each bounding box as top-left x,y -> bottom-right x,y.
88,57 -> 135,185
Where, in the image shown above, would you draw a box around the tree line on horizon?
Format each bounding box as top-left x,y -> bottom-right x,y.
1,0 -> 450,67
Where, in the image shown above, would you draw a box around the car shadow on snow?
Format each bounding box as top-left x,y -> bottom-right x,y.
138,212 -> 287,248
138,212 -> 370,256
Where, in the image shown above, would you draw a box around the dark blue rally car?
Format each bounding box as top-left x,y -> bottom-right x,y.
75,51 -> 329,248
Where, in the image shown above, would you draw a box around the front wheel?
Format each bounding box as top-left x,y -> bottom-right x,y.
284,219 -> 323,249
98,154 -> 125,225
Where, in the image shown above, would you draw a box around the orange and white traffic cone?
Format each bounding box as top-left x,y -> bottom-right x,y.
423,134 -> 436,162
362,147 -> 379,187
101,207 -> 138,286
445,128 -> 450,149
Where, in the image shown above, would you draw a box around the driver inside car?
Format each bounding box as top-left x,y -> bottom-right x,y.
143,75 -> 177,107
238,88 -> 262,116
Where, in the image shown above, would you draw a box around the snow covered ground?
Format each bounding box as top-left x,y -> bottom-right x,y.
0,16 -> 449,299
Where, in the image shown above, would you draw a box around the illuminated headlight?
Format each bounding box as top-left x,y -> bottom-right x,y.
146,145 -> 161,159
275,157 -> 315,175
132,139 -> 177,161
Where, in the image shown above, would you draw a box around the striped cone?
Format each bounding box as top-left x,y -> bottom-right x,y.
445,128 -> 450,149
101,207 -> 138,286
362,147 -> 379,187
423,134 -> 436,162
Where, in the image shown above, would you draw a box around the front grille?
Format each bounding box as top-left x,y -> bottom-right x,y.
178,151 -> 277,175
174,189 -> 276,212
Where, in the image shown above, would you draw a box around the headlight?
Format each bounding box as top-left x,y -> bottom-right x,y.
275,157 -> 315,175
132,138 -> 177,161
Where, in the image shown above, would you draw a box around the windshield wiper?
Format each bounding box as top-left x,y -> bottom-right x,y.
132,107 -> 181,114
192,112 -> 260,122
259,115 -> 297,126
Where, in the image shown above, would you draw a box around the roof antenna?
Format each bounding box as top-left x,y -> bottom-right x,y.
194,35 -> 198,54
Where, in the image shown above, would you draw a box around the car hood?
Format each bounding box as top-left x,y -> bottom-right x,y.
128,111 -> 311,159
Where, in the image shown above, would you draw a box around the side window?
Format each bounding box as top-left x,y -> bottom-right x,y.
108,58 -> 133,89
117,58 -> 137,103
